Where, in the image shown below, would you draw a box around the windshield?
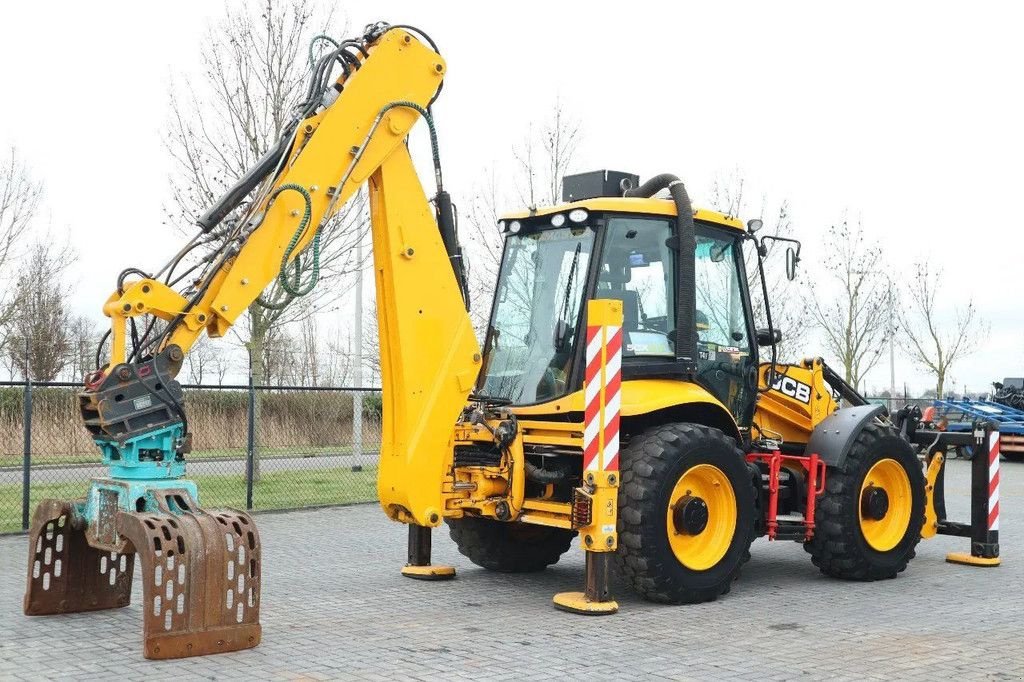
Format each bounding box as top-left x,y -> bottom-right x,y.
478,226 -> 594,404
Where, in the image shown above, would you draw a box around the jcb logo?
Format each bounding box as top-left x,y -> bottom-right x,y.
771,375 -> 812,404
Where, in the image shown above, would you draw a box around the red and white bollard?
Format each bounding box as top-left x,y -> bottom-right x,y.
947,425 -> 1001,567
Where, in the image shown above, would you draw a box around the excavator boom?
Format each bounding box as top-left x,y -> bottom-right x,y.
26,23 -> 479,658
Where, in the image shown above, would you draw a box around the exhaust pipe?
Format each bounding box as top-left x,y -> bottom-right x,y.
623,175 -> 698,377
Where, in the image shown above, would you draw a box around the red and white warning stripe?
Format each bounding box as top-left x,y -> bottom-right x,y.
988,431 -> 1000,531
583,322 -> 622,472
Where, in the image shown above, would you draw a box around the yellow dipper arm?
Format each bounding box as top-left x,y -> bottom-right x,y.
103,27 -> 480,526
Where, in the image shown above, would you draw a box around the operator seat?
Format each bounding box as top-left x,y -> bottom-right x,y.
597,250 -> 639,330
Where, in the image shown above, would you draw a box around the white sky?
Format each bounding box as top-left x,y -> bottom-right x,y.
1,1 -> 1021,394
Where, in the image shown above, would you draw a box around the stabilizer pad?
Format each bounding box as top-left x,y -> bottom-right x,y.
401,564 -> 456,580
946,552 -> 1000,567
552,591 -> 619,615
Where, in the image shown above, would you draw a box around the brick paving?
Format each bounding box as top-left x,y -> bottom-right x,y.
1,458 -> 1022,680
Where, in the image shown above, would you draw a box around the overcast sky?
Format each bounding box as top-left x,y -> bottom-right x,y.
1,1 -> 1021,394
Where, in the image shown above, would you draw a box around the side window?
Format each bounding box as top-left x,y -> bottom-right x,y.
694,231 -> 756,422
595,217 -> 675,357
695,235 -> 750,354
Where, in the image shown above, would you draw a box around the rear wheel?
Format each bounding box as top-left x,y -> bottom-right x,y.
806,422 -> 925,580
616,423 -> 755,604
446,516 -> 573,572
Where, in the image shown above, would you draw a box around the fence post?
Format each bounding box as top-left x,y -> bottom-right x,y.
21,374 -> 32,531
245,358 -> 256,511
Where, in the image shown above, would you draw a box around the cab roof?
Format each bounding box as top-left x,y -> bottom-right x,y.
499,197 -> 745,232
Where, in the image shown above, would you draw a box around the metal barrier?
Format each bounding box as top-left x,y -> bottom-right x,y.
898,414 -> 1001,567
0,380 -> 383,535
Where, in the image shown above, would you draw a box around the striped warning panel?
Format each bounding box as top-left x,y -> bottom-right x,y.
988,431 -> 1000,531
583,322 -> 622,472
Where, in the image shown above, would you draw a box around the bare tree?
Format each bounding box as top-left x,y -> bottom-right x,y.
707,170 -> 808,360
462,104 -> 583,331
810,219 -> 892,389
164,0 -> 367,386
902,262 -> 985,398
65,315 -> 103,382
5,240 -> 76,381
513,101 -> 582,210
185,336 -> 217,384
0,149 -> 44,356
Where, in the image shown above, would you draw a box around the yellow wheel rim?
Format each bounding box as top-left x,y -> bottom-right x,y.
859,458 -> 912,552
666,464 -> 737,571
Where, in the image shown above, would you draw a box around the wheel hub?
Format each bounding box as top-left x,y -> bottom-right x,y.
860,485 -> 890,521
673,495 -> 709,535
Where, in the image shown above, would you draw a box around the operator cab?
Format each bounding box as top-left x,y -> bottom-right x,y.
478,171 -> 759,424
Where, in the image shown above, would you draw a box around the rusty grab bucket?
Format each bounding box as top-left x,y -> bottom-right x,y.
24,488 -> 261,659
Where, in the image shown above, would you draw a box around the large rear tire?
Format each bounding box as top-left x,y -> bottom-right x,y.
806,422 -> 925,580
446,516 -> 574,573
615,423 -> 755,604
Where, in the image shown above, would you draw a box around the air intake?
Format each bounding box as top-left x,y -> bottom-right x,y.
561,170 -> 639,202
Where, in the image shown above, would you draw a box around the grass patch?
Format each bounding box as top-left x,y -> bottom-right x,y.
0,466 -> 378,534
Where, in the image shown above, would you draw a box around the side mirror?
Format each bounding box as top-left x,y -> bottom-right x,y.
756,327 -> 783,347
785,247 -> 800,281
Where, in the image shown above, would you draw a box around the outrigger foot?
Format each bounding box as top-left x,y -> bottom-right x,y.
552,552 -> 618,615
401,523 -> 456,581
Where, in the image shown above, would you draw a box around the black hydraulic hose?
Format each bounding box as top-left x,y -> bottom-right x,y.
623,174 -> 698,375
196,125 -> 295,232
524,461 -> 569,485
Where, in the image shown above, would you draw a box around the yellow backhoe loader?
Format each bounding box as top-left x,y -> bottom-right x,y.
24,21 -> 999,658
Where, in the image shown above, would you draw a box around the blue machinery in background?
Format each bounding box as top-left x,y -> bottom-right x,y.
930,399 -> 1024,460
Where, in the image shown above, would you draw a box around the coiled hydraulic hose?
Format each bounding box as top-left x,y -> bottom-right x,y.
255,183 -> 317,308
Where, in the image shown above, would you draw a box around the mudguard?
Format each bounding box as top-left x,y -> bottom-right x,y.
805,404 -> 886,467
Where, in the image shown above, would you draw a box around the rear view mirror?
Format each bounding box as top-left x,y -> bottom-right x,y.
785,247 -> 800,281
756,328 -> 783,347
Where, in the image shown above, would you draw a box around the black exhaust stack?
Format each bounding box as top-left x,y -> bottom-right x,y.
623,174 -> 698,378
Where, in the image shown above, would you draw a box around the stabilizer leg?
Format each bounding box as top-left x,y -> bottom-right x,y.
553,551 -> 618,615
943,425 -> 1001,568
400,524 -> 455,580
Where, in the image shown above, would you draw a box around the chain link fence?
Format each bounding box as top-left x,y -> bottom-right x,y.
1,381 -> 950,535
0,380 -> 382,534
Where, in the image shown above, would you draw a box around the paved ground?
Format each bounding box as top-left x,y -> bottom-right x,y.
1,458 -> 1022,680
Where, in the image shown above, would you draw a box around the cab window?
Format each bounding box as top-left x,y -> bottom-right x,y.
595,217 -> 675,357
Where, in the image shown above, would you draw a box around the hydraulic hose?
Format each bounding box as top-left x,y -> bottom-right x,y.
623,174 -> 698,375
524,461 -> 569,485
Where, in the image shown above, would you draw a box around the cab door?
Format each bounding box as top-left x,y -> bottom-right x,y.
692,226 -> 759,425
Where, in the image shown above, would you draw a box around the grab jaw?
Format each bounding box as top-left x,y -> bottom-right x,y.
24,354 -> 262,659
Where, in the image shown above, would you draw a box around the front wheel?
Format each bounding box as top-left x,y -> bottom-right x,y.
446,516 -> 573,573
616,423 -> 755,604
806,422 -> 925,580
